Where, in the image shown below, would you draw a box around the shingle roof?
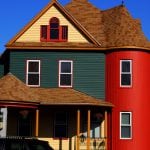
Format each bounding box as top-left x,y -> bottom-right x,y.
65,0 -> 150,49
5,0 -> 150,50
31,88 -> 113,107
0,74 -> 113,107
0,73 -> 39,103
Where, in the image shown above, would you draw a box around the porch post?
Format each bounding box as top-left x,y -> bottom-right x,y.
104,110 -> 108,150
77,109 -> 80,150
87,109 -> 91,150
35,109 -> 39,137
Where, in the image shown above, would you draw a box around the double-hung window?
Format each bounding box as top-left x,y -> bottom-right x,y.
120,112 -> 132,139
59,60 -> 73,87
120,60 -> 132,87
26,60 -> 40,86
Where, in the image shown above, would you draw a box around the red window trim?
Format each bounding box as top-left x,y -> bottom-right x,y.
40,17 -> 68,42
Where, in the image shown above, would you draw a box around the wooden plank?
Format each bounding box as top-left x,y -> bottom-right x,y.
87,110 -> 91,150
104,111 -> 108,150
77,110 -> 80,150
35,109 -> 39,137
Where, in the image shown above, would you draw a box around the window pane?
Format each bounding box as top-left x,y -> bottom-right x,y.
50,23 -> 59,28
121,113 -> 130,125
28,74 -> 39,85
41,25 -> 47,39
50,29 -> 59,39
121,126 -> 131,138
61,62 -> 71,73
122,61 -> 130,72
62,26 -> 68,40
121,74 -> 131,85
60,74 -> 71,86
55,125 -> 67,138
28,62 -> 39,72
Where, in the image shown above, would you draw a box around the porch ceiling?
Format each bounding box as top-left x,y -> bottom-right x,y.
0,73 -> 113,107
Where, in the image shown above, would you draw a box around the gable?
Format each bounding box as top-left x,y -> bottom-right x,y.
16,5 -> 89,43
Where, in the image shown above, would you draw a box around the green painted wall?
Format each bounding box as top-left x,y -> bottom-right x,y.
10,51 -> 105,99
0,63 -> 4,78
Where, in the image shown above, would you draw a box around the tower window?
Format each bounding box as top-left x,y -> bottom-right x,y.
120,60 -> 132,87
120,112 -> 132,139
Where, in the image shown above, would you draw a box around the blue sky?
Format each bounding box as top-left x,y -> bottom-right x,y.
0,0 -> 150,53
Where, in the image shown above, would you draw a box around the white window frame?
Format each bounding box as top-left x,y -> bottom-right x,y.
120,112 -> 132,139
26,60 -> 41,87
59,60 -> 73,87
120,60 -> 132,87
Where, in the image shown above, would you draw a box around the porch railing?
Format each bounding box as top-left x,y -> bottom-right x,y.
79,137 -> 106,150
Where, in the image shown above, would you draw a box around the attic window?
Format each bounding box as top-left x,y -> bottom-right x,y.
40,17 -> 68,42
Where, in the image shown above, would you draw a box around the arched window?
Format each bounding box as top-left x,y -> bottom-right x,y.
50,17 -> 59,40
40,17 -> 68,42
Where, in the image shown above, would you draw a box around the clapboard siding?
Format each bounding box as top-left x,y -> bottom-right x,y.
16,6 -> 88,43
10,51 -> 105,99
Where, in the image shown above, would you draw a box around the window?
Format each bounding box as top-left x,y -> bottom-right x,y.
59,60 -> 73,87
120,112 -> 132,139
120,60 -> 132,87
54,112 -> 68,138
26,60 -> 40,86
50,17 -> 59,40
40,17 -> 68,42
41,25 -> 47,41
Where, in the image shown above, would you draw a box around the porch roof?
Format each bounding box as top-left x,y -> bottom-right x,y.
0,74 -> 113,107
0,73 -> 39,104
31,88 -> 113,107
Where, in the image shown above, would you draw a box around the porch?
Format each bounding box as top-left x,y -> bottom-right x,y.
5,105 -> 111,150
0,74 -> 113,150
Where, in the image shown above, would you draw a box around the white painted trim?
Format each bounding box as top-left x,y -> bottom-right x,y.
120,112 -> 132,139
59,60 -> 73,87
26,60 -> 41,87
120,60 -> 132,87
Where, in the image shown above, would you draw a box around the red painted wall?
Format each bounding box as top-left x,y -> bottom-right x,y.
106,50 -> 150,150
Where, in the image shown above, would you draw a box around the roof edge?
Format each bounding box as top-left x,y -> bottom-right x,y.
5,45 -> 150,51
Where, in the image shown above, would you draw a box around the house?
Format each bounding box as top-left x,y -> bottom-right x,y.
0,0 -> 150,149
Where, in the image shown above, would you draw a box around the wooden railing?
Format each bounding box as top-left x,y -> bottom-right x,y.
79,137 -> 106,150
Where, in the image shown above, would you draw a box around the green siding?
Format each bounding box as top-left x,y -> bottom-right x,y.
0,64 -> 4,78
10,51 -> 105,99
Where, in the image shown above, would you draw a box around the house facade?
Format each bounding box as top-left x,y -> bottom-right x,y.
0,0 -> 150,149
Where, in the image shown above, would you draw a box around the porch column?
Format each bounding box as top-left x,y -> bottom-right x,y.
104,111 -> 108,150
35,109 -> 39,137
87,109 -> 91,150
77,109 -> 80,150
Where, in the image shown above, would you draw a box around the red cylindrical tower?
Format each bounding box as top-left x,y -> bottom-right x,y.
106,50 -> 150,150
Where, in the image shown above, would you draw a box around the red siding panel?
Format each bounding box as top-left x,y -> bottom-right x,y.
106,50 -> 150,150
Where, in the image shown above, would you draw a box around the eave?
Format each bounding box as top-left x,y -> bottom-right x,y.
5,45 -> 150,51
